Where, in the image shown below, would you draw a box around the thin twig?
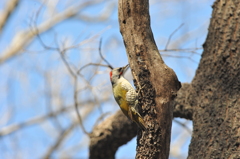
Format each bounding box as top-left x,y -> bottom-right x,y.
74,1 -> 115,22
77,38 -> 113,74
173,119 -> 192,134
58,49 -> 89,135
77,63 -> 110,74
0,105 -> 76,136
44,72 -> 63,131
165,23 -> 184,50
0,0 -> 102,65
159,47 -> 202,54
42,123 -> 76,159
93,112 -> 111,128
42,99 -> 97,159
161,54 -> 198,63
99,38 -> 113,69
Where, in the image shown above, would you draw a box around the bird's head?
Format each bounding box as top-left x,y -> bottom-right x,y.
110,64 -> 129,85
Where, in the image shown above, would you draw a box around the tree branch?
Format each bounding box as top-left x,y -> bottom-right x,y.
89,83 -> 191,158
0,106 -> 74,136
0,100 -> 96,136
0,0 -> 102,65
0,0 -> 19,35
173,83 -> 192,120
42,123 -> 76,159
118,0 -> 181,158
89,110 -> 137,159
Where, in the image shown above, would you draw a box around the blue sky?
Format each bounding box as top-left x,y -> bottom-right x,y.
0,0 -> 214,158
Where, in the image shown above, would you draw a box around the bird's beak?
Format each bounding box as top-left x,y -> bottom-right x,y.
122,64 -> 129,74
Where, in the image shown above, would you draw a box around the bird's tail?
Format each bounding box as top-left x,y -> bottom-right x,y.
136,116 -> 147,131
131,107 -> 147,131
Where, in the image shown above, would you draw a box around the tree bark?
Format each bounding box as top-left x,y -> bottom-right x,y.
173,83 -> 193,120
90,0 -> 240,158
89,110 -> 137,159
89,84 -> 191,159
118,0 -> 181,158
187,0 -> 240,158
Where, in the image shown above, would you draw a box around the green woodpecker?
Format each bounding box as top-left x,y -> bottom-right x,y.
110,64 -> 146,130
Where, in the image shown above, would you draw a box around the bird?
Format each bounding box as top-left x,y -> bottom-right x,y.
110,64 -> 146,130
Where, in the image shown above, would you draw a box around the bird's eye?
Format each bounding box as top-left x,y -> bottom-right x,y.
118,68 -> 122,72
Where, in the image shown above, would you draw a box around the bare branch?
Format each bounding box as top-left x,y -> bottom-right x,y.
165,23 -> 184,50
161,54 -> 198,63
159,47 -> 202,54
0,0 -> 103,65
35,29 -> 96,136
173,83 -> 192,120
42,123 -> 76,159
99,38 -> 113,69
119,0 -> 181,158
77,63 -> 110,74
0,98 -> 99,136
58,49 -> 89,135
159,47 -> 202,63
89,110 -> 137,159
75,2 -> 115,22
173,119 -> 192,134
42,100 -> 97,158
0,105 -> 74,136
0,0 -> 19,35
77,38 -> 113,74
44,72 -> 63,131
89,83 -> 192,158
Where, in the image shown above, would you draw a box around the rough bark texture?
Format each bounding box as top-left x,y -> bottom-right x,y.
173,83 -> 192,120
89,0 -> 240,158
187,0 -> 240,158
89,84 -> 191,159
89,110 -> 137,159
118,0 -> 181,158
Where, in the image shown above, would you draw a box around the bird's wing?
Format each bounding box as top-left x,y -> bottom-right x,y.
121,82 -> 137,105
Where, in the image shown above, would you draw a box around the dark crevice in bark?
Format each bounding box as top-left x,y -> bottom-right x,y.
187,0 -> 240,158
119,0 -> 181,158
89,83 -> 191,159
173,83 -> 193,120
89,110 -> 137,159
90,0 -> 240,158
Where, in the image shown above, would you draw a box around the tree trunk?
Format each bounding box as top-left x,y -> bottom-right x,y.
118,0 -> 181,158
89,0 -> 240,158
187,0 -> 240,158
89,83 -> 191,159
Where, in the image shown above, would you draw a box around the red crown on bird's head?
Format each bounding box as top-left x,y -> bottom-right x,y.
110,71 -> 112,80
